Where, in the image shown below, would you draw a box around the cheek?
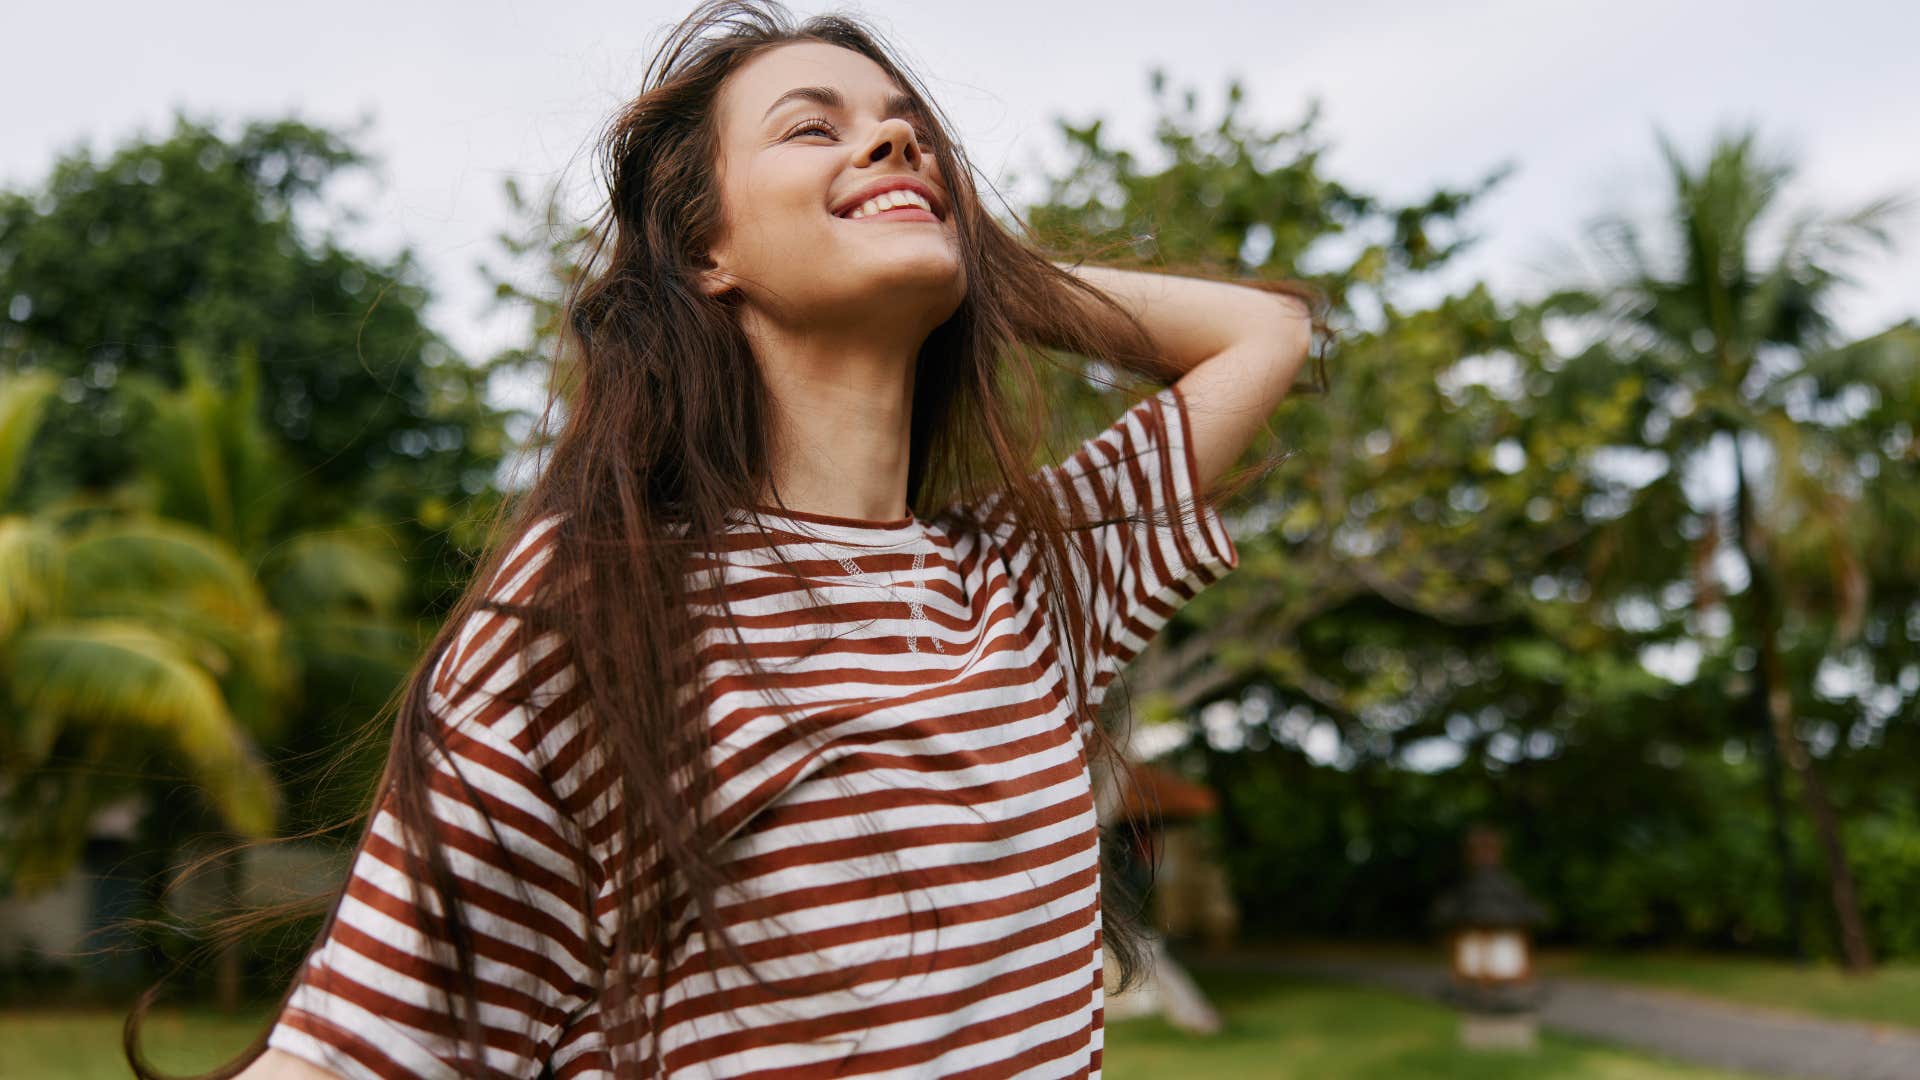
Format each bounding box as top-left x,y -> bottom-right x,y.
736,178 -> 837,253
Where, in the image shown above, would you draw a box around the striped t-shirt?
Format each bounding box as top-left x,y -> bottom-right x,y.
267,384 -> 1239,1079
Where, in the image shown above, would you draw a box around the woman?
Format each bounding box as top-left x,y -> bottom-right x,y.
197,2 -> 1324,1077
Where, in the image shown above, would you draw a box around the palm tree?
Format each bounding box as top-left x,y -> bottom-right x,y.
0,367 -> 281,889
1,345 -> 417,1003
1536,125 -> 1916,972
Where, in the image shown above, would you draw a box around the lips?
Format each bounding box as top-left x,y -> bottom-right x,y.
839,205 -> 941,224
830,177 -> 944,221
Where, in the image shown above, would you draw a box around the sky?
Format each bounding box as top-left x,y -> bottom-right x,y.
5,0 -> 1916,375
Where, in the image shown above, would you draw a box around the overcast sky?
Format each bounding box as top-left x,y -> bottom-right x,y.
5,0 -> 1916,369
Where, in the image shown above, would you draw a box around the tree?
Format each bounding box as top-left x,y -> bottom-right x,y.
1534,125 -> 1917,972
1,346 -> 428,1004
1012,71 -> 1645,781
0,110 -> 540,1001
0,366 -> 283,888
1006,78 -> 1920,965
0,110 -> 506,563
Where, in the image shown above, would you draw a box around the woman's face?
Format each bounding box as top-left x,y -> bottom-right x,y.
701,42 -> 965,337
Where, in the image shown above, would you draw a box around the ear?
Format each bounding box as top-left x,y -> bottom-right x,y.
693,250 -> 737,299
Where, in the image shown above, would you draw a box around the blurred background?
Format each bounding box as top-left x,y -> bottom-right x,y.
2,2 -> 1916,1077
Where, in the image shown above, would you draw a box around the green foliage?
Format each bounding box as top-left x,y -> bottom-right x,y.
10,619 -> 278,836
0,110 -> 505,544
1849,810 -> 1920,959
1030,78 -> 1919,962
0,370 -> 58,510
0,356 -> 429,890
0,113 -> 528,909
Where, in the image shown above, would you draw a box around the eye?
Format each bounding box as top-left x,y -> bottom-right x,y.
784,115 -> 838,140
782,115 -> 939,147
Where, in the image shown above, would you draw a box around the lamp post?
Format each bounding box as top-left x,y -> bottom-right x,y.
1431,826 -> 1549,1050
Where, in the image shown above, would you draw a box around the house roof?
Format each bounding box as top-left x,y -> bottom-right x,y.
1114,761 -> 1218,822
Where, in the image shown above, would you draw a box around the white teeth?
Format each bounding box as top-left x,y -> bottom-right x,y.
844,189 -> 935,220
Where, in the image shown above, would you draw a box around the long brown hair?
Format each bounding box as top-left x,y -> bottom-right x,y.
125,1 -> 1331,1075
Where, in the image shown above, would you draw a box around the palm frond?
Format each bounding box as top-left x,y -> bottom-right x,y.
0,370 -> 60,511
0,515 -> 62,641
260,531 -> 410,616
8,619 -> 279,837
62,516 -> 260,601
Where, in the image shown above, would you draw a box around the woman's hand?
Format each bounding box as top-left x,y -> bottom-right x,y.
1047,260 -> 1313,489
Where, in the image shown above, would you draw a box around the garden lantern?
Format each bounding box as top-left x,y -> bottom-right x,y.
1431,825 -> 1549,1049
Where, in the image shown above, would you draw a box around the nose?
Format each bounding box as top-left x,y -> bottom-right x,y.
861,117 -> 924,167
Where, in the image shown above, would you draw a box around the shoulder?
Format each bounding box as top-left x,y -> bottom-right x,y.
480,511 -> 571,606
440,511 -> 570,675
427,512 -> 581,752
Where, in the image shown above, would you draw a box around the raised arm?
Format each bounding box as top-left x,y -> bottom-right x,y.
1048,260 -> 1313,489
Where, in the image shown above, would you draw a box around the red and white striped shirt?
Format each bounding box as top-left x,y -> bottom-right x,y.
268,384 -> 1238,1078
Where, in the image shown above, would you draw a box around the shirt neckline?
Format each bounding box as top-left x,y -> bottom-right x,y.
728,502 -> 927,550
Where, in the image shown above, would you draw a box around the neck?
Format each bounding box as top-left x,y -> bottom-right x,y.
744,312 -> 921,522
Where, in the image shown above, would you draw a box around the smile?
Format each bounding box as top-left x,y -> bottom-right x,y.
838,206 -> 941,224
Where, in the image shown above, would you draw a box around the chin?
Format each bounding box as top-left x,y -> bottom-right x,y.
836,253 -> 961,290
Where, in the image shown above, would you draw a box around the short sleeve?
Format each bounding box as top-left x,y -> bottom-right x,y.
1037,384 -> 1240,713
267,515 -> 608,1080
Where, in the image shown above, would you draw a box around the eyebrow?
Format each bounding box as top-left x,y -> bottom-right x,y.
761,85 -> 925,126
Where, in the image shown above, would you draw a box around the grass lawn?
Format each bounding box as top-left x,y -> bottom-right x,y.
1242,938 -> 1920,1032
4,971 -> 1757,1080
1102,968 -> 1760,1079
0,1004 -> 278,1080
1537,948 -> 1920,1031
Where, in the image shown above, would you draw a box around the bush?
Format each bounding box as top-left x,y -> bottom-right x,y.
1849,809 -> 1920,960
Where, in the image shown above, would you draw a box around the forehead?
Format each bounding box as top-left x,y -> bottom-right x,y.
720,41 -> 904,132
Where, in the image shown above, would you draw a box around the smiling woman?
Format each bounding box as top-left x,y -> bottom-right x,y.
130,1 -> 1330,1078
